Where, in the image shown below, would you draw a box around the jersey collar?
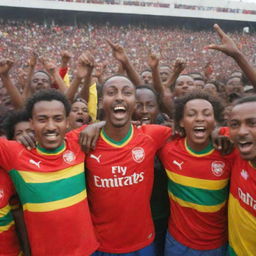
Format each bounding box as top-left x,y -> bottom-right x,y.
101,125 -> 133,148
185,138 -> 214,157
36,142 -> 66,155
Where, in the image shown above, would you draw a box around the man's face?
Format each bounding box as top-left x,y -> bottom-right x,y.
194,79 -> 205,89
229,102 -> 256,165
14,121 -> 34,141
180,99 -> 216,151
69,101 -> 89,129
31,72 -> 51,93
134,88 -> 159,124
159,66 -> 171,82
103,76 -> 135,128
141,71 -> 152,85
30,100 -> 68,150
174,75 -> 195,97
226,77 -> 243,95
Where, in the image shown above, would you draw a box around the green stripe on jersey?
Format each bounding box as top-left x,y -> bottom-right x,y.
168,178 -> 228,206
9,170 -> 86,204
228,246 -> 237,256
0,211 -> 13,226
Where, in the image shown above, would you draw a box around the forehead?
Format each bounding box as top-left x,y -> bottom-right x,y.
32,100 -> 66,116
72,101 -> 87,108
227,77 -> 241,84
160,67 -> 171,73
104,77 -> 134,91
141,71 -> 151,76
15,121 -> 31,130
32,72 -> 50,81
136,89 -> 157,102
177,75 -> 194,83
231,102 -> 256,119
184,99 -> 213,111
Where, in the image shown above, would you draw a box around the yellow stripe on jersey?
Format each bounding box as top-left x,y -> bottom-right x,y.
23,189 -> 87,212
0,204 -> 11,216
166,169 -> 228,190
18,163 -> 84,183
229,194 -> 256,256
0,221 -> 14,233
169,192 -> 226,213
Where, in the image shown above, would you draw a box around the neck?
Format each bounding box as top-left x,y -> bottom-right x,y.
103,122 -> 131,141
186,138 -> 212,153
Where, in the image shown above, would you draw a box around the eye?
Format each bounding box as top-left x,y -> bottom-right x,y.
229,121 -> 239,129
248,119 -> 256,127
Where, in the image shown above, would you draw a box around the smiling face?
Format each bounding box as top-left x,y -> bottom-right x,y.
134,88 -> 159,124
30,100 -> 68,150
102,76 -> 136,129
174,75 -> 195,97
180,99 -> 216,151
229,102 -> 256,164
141,71 -> 152,85
69,101 -> 89,129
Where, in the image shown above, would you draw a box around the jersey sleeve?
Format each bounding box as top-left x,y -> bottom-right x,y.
0,138 -> 19,171
141,124 -> 171,150
65,124 -> 88,140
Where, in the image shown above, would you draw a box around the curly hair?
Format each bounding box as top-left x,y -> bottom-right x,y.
25,89 -> 71,118
173,90 -> 224,136
2,110 -> 30,140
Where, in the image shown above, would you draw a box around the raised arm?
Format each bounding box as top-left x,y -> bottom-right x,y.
65,51 -> 94,102
42,59 -> 68,93
22,52 -> 37,100
147,51 -> 163,95
0,59 -> 24,109
106,39 -> 142,86
164,58 -> 186,91
206,24 -> 256,89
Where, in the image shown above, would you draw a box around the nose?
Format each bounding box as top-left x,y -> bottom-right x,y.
237,123 -> 249,136
195,112 -> 204,121
142,105 -> 148,114
46,119 -> 57,131
116,91 -> 124,101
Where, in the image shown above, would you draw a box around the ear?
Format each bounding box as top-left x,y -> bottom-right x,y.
179,119 -> 184,128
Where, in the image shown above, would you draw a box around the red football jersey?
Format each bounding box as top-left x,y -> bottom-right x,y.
0,130 -> 98,256
85,124 -> 171,253
0,169 -> 21,256
158,138 -> 233,250
228,154 -> 256,255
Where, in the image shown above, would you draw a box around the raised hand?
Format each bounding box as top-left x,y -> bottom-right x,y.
206,24 -> 240,57
173,57 -> 186,74
28,51 -> 38,68
147,51 -> 159,69
0,59 -> 14,77
76,51 -> 94,79
106,39 -> 128,64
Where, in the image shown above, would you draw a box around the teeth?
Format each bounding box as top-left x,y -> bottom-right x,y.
194,127 -> 206,131
114,106 -> 125,111
45,134 -> 57,138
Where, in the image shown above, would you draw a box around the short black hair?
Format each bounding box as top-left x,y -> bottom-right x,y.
3,110 -> 30,140
233,94 -> 256,106
101,74 -> 135,94
135,85 -> 160,106
33,70 -> 51,82
25,89 -> 71,118
173,91 -> 224,135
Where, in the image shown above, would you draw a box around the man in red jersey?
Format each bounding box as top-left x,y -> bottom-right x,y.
0,89 -> 98,256
227,96 -> 256,255
85,75 -> 171,256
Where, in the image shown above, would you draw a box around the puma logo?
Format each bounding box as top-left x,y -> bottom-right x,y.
29,159 -> 41,168
173,160 -> 184,170
90,154 -> 101,163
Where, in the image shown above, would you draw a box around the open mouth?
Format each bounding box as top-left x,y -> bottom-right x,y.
237,141 -> 254,154
75,118 -> 85,126
193,126 -> 207,138
141,117 -> 151,124
113,106 -> 127,119
44,133 -> 59,142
